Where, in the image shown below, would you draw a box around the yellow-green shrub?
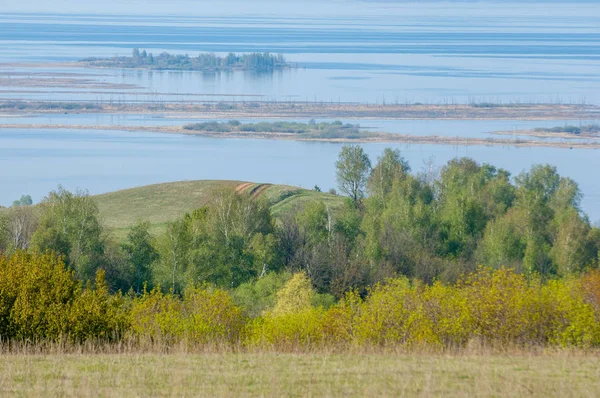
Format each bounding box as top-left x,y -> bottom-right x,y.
246,272 -> 326,349
67,270 -> 129,342
0,251 -> 128,342
320,292 -> 362,346
272,272 -> 313,316
129,286 -> 244,346
539,279 -> 600,347
2,251 -> 600,349
128,288 -> 184,344
182,287 -> 245,344
353,278 -> 438,347
0,251 -> 77,340
246,308 -> 326,349
420,282 -> 474,347
462,268 -> 534,345
582,270 -> 600,316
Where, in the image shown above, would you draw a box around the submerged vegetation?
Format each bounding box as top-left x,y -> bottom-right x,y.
1,146 -> 600,349
81,49 -> 293,71
183,120 -> 364,139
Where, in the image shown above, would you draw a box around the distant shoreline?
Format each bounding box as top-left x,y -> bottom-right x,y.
490,129 -> 600,141
2,123 -> 599,149
0,100 -> 598,120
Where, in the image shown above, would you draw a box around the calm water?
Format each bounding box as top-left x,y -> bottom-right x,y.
1,128 -> 599,222
0,2 -> 599,220
1,1 -> 600,103
1,113 -> 598,143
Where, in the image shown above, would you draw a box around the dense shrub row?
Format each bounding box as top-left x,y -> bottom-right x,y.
1,252 -> 599,349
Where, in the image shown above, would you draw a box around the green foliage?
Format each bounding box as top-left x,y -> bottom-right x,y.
121,221 -> 158,293
336,145 -> 372,208
0,205 -> 38,254
0,251 -> 77,340
296,201 -> 330,246
152,189 -> 277,292
232,272 -> 292,317
367,148 -> 410,205
32,186 -> 105,282
0,252 -> 126,341
534,124 -> 600,135
1,251 -> 600,349
83,50 -> 291,72
436,159 -> 514,258
183,120 -> 362,139
3,148 -> 599,335
12,195 -> 33,207
272,273 -> 314,316
246,307 -> 327,349
68,271 -> 129,342
128,285 -> 245,346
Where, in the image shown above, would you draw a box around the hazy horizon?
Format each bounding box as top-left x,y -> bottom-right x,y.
2,0 -> 596,16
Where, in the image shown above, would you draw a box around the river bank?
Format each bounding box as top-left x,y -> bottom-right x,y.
2,123 -> 599,149
0,101 -> 598,120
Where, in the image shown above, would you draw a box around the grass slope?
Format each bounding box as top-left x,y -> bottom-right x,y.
1,352 -> 598,396
94,180 -> 344,239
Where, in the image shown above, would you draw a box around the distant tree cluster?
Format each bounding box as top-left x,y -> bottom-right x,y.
183,120 -> 362,139
534,124 -> 600,135
81,49 -> 293,72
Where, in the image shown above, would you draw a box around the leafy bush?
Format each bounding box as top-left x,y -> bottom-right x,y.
128,285 -> 245,346
0,252 -> 127,341
68,271 -> 129,342
246,308 -> 327,350
232,272 -> 291,317
0,252 -> 77,340
1,251 -> 600,349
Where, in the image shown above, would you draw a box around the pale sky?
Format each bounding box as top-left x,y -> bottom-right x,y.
1,0 -> 354,16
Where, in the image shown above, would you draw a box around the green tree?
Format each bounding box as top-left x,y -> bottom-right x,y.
153,189 -> 276,291
32,187 -> 104,282
121,221 -> 159,293
154,218 -> 193,294
550,208 -> 594,275
12,195 -> 33,207
296,201 -> 330,246
477,208 -> 527,269
0,205 -> 38,254
367,148 -> 410,205
335,145 -> 371,208
435,159 -> 514,258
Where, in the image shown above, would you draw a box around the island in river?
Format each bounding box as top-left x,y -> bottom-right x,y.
80,49 -> 294,72
2,121 -> 600,149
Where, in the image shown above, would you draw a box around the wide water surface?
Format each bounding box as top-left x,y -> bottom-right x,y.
1,127 -> 598,222
2,113 -> 598,143
1,1 -> 600,103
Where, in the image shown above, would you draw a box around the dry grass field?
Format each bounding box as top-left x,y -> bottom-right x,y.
1,350 -> 599,397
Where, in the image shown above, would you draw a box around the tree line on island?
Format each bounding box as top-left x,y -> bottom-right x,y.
81,49 -> 293,72
183,120 -> 363,139
1,147 -> 600,347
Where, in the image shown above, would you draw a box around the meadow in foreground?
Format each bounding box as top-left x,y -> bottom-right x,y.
1,351 -> 599,397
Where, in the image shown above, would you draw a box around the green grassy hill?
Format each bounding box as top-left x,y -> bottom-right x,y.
94,180 -> 345,239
